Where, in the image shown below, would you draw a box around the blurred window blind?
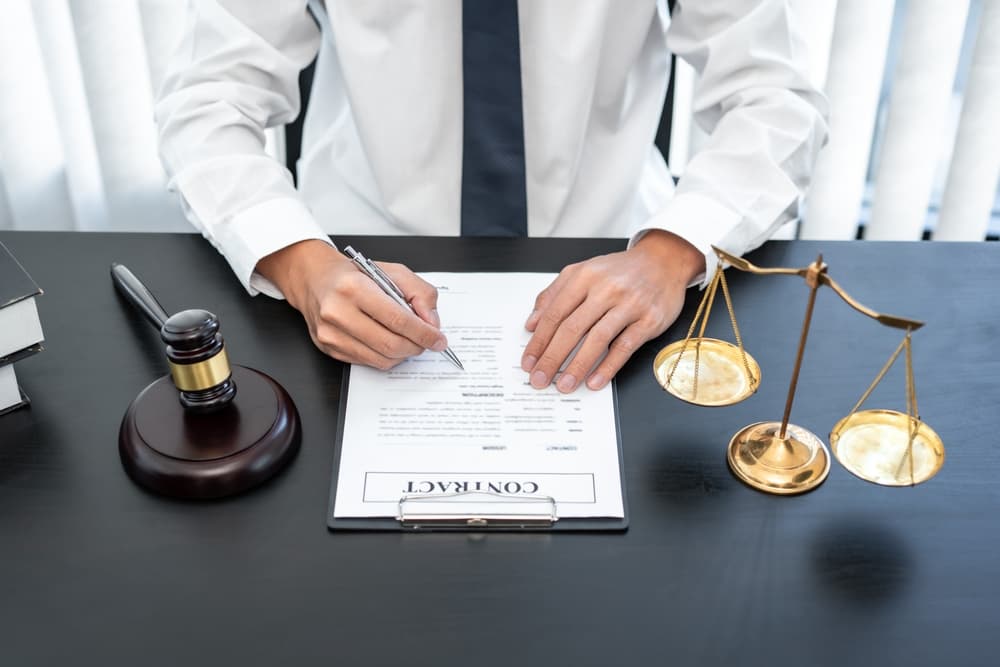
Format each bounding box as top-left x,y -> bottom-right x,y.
670,0 -> 999,241
2,0 -> 997,239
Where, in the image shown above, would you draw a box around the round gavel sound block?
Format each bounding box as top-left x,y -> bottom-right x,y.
117,309 -> 300,499
119,365 -> 300,499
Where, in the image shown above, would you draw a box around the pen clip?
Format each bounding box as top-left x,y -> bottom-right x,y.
342,246 -> 365,277
344,246 -> 407,301
366,258 -> 406,300
344,246 -> 408,307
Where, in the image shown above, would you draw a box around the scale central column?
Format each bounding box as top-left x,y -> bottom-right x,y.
727,257 -> 831,495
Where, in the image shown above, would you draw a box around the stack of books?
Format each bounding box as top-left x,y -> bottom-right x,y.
1,241 -> 44,415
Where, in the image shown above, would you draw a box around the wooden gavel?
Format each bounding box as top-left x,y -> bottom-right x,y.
111,263 -> 300,499
112,263 -> 236,412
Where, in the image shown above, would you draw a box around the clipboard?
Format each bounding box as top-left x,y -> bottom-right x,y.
327,366 -> 629,532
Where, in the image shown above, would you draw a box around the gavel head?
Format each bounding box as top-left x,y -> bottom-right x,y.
161,309 -> 237,412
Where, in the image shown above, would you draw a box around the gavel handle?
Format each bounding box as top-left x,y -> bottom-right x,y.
111,263 -> 170,330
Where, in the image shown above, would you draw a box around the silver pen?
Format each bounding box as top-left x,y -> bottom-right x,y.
343,246 -> 465,371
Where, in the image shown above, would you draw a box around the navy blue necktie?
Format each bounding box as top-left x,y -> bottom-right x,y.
460,0 -> 528,237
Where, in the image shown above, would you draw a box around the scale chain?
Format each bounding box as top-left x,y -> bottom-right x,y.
718,268 -> 756,390
664,267 -> 722,398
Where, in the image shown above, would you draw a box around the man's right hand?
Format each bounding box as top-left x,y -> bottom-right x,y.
256,240 -> 448,369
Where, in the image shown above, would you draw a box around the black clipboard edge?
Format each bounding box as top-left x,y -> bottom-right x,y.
327,365 -> 629,532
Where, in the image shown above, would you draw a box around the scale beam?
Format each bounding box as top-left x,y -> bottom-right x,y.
713,246 -> 924,331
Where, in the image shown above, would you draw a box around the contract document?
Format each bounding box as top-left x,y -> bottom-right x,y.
330,272 -> 625,524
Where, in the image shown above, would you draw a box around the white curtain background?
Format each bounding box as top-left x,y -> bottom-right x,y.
1,0 -> 181,230
1,0 -> 997,239
0,0 -> 280,232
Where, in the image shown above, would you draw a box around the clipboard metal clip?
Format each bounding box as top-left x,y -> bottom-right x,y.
397,491 -> 558,530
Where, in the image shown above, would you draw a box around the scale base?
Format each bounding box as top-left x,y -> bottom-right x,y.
119,365 -> 300,499
727,421 -> 830,495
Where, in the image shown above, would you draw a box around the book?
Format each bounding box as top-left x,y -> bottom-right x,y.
0,363 -> 29,415
0,240 -> 44,361
1,240 -> 43,415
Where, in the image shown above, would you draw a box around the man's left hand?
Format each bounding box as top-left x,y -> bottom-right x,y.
520,230 -> 706,393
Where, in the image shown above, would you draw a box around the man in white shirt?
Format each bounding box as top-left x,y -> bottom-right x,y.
155,0 -> 827,393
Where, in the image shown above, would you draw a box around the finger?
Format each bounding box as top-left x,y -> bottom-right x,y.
353,278 -> 448,354
585,322 -> 650,390
311,313 -> 404,370
318,297 -> 428,361
520,278 -> 586,372
526,296 -> 610,389
318,280 -> 433,360
354,296 -> 446,358
553,309 -> 631,393
524,271 -> 572,332
379,262 -> 441,328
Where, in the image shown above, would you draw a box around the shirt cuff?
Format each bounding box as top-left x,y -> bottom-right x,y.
213,197 -> 335,299
627,191 -> 744,289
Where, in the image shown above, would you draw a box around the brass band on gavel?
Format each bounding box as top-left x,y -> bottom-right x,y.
169,346 -> 232,392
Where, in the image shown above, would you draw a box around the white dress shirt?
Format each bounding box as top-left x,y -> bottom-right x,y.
155,0 -> 827,298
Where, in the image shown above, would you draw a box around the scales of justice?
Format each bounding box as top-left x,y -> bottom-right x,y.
653,247 -> 945,495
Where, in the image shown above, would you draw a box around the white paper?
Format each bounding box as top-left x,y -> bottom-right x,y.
333,273 -> 624,520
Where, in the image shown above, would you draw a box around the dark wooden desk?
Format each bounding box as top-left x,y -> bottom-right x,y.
1,232 -> 998,666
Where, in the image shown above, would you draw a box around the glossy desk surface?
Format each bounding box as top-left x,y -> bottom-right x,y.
1,232 -> 998,666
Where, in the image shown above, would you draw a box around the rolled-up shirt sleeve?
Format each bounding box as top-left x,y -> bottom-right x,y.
629,0 -> 830,286
155,0 -> 330,298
